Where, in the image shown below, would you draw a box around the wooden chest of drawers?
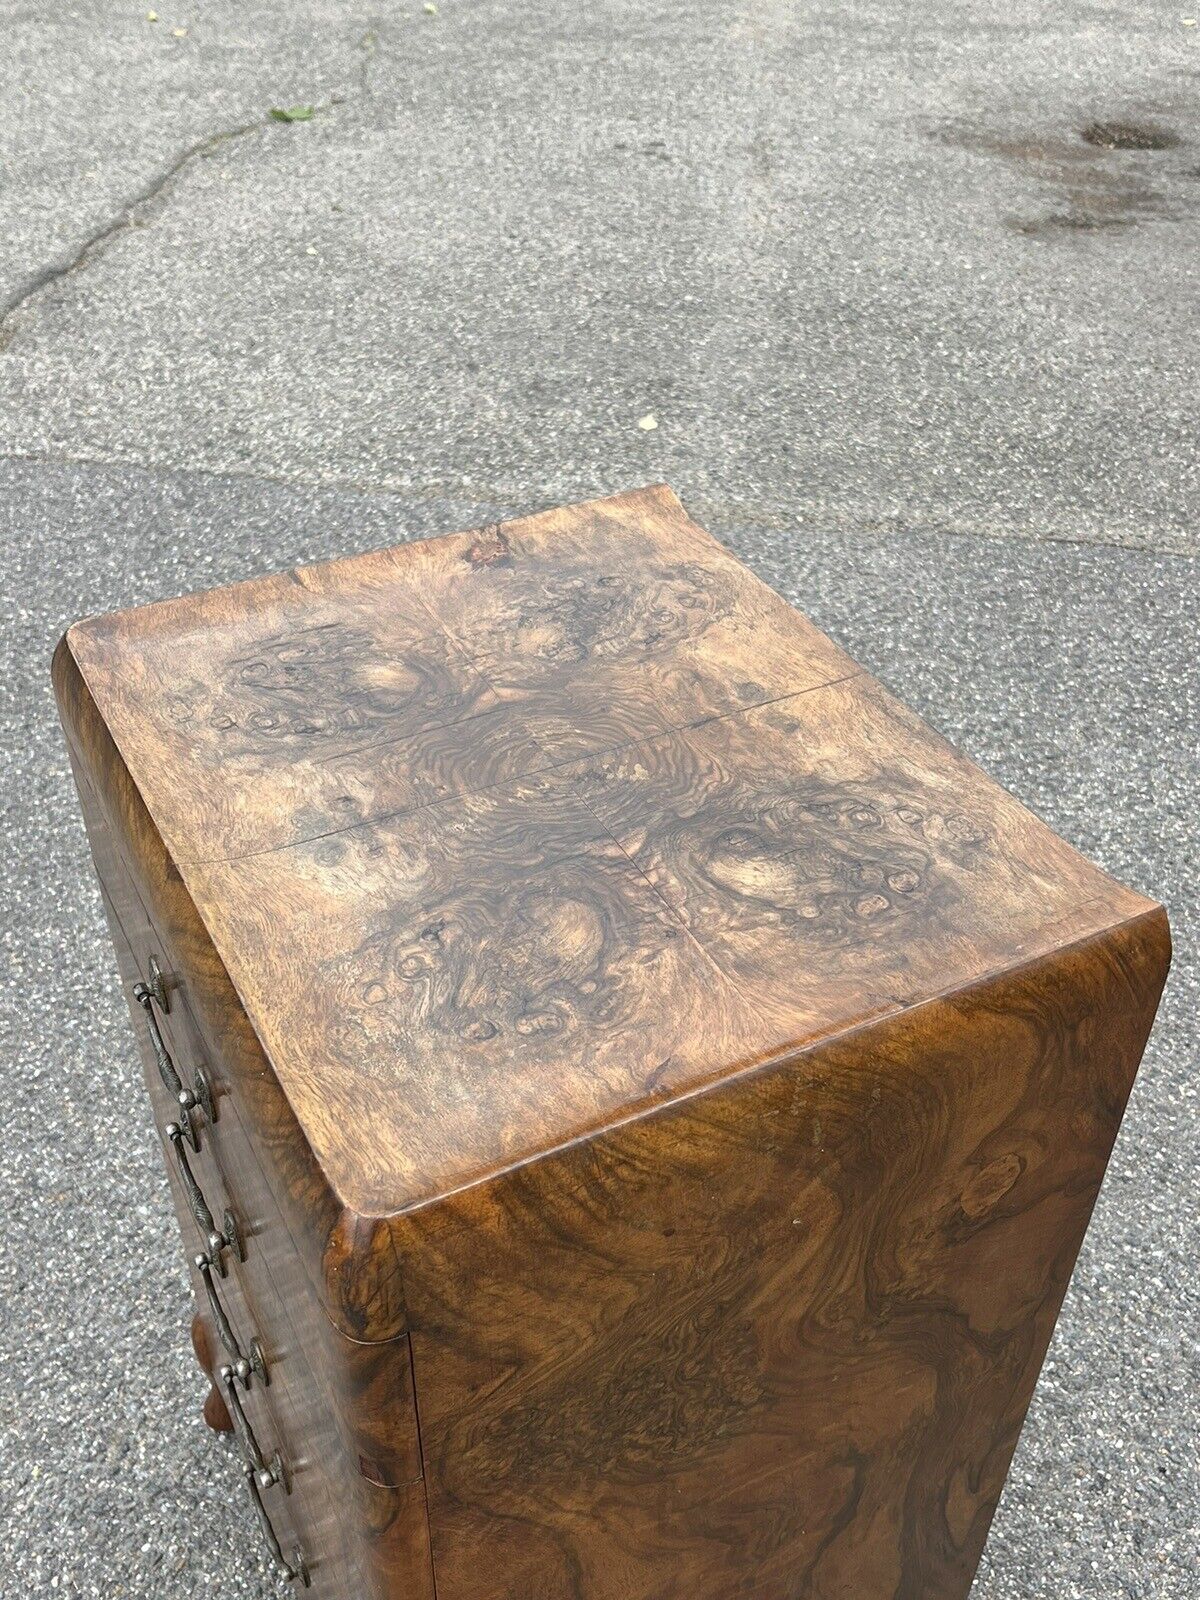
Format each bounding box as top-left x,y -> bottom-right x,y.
54,484 -> 1169,1599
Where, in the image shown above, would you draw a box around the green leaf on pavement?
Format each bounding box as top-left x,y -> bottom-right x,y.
270,105 -> 315,123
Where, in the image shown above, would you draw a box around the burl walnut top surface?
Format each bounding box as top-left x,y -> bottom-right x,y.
66,485 -> 1154,1215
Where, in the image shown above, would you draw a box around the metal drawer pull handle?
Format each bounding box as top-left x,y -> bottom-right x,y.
220,1365 -> 289,1492
166,1121 -> 244,1272
135,983 -> 199,1149
196,1254 -> 268,1388
133,969 -> 216,1143
243,1463 -> 311,1587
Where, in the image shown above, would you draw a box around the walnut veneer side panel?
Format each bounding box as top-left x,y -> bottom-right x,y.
401,910 -> 1169,1600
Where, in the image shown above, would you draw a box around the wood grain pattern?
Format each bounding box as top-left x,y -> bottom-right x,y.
54,483 -> 1171,1600
63,724 -> 433,1597
195,769 -> 771,1214
62,485 -> 855,863
55,654 -> 406,1338
62,487 -> 1159,1218
399,910 -> 1168,1600
561,673 -> 1142,1030
188,663 -> 1148,1215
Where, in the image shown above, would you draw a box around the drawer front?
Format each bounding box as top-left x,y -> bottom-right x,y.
100,834 -> 425,1491
161,1010 -> 428,1492
130,906 -> 436,1600
69,734 -> 435,1600
100,875 -> 340,1593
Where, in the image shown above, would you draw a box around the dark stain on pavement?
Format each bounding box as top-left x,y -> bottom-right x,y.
931,115 -> 1191,238
614,139 -> 672,162
1080,120 -> 1181,151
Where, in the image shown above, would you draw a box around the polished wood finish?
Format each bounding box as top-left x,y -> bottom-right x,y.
192,1313 -> 235,1433
63,738 -> 432,1597
404,914 -> 1167,1600
54,484 -> 1169,1600
202,1385 -> 235,1435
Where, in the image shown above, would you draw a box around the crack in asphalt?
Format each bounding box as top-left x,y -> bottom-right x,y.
0,120 -> 262,352
358,24 -> 380,96
0,25 -> 382,354
0,448 -> 1193,559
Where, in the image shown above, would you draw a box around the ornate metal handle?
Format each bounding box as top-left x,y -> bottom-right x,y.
220,1365 -> 289,1491
166,1121 -> 243,1272
196,1253 -> 268,1388
134,965 -> 216,1144
243,1462 -> 310,1586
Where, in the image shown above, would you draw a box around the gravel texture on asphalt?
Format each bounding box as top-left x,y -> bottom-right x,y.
0,459 -> 1195,1599
1,0 -> 1198,550
1,0 -> 1196,1595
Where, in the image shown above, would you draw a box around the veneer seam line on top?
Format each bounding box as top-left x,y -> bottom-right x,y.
164,669 -> 871,867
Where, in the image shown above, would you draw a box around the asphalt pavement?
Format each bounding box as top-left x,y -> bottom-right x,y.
0,2 -> 1196,1597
